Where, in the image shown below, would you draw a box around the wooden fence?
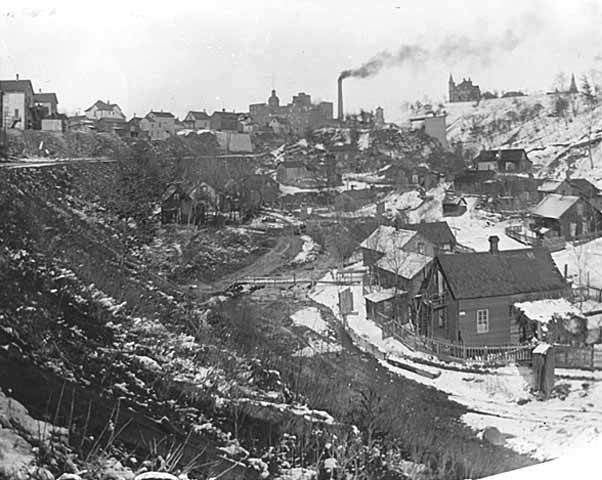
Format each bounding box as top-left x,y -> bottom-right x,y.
555,344 -> 602,369
393,328 -> 533,365
504,225 -> 566,252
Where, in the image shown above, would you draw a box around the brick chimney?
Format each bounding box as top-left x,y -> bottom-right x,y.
337,76 -> 344,122
489,235 -> 499,253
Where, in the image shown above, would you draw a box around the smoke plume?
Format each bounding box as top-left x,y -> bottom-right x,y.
338,28 -> 527,81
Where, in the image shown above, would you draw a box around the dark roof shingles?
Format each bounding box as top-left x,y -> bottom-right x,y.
404,221 -> 456,246
438,248 -> 567,299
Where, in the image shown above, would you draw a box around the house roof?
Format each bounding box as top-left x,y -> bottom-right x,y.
360,226 -> 417,253
0,79 -> 34,95
376,250 -> 433,279
537,180 -> 562,193
403,221 -> 456,247
85,100 -> 120,112
568,178 -> 600,197
212,111 -> 239,119
161,183 -> 189,202
437,248 -> 567,300
475,149 -> 529,164
531,194 -> 580,219
34,92 -> 58,104
148,111 -> 175,118
186,111 -> 210,120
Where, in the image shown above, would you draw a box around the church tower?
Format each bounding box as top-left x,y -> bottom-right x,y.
268,89 -> 280,110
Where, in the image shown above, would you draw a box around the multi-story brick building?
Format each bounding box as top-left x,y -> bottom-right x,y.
249,89 -> 333,136
448,74 -> 481,103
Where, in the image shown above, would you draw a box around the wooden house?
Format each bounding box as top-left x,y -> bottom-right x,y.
473,149 -> 532,173
401,221 -> 457,253
419,237 -> 569,346
183,110 -> 211,130
161,183 -> 200,225
360,225 -> 435,269
276,160 -> 312,185
240,174 -> 280,208
530,193 -> 602,240
442,192 -> 467,216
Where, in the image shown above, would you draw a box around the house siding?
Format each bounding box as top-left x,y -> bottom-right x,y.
457,289 -> 567,346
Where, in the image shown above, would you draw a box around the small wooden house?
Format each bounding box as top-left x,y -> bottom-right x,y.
276,160 -> 312,185
473,149 -> 532,173
161,183 -> 203,225
530,193 -> 602,240
360,225 -> 435,269
442,192 -> 467,216
401,221 -> 458,253
419,237 -> 569,346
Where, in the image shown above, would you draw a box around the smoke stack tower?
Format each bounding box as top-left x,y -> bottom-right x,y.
337,76 -> 344,123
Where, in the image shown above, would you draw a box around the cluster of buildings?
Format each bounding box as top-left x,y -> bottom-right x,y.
360,221 -> 581,349
249,89 -> 334,136
0,73 -> 339,153
0,75 -> 64,131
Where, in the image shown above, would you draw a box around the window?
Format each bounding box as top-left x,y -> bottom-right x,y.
477,309 -> 489,334
437,310 -> 446,328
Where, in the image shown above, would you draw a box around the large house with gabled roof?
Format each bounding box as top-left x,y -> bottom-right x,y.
140,111 -> 176,140
418,236 -> 569,346
84,100 -> 125,121
183,110 -> 211,130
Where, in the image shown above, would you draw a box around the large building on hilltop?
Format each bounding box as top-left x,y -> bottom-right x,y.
249,89 -> 333,136
448,74 -> 481,103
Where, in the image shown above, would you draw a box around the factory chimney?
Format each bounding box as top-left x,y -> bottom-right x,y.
337,76 -> 344,123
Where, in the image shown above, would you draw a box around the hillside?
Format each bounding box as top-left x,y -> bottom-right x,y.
436,93 -> 602,186
0,159 -> 538,479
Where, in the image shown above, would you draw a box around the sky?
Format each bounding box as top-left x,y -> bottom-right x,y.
2,0 -> 602,121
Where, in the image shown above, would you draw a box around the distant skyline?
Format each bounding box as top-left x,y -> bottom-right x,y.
2,0 -> 602,121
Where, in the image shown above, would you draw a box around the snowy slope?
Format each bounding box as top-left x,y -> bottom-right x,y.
420,94 -> 602,186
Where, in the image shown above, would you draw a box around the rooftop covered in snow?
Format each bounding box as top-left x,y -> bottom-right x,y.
531,194 -> 580,219
359,226 -> 417,253
513,298 -> 583,324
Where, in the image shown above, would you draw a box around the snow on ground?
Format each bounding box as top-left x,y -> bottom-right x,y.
293,338 -> 342,358
290,307 -> 330,335
352,188 -> 423,217
445,197 -> 525,251
553,236 -> 602,288
310,264 -> 602,461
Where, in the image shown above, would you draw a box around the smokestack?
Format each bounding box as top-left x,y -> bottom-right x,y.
337,76 -> 343,122
16,73 -> 19,80
488,235 -> 499,254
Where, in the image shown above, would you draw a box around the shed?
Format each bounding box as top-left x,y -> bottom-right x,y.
512,298 -> 586,345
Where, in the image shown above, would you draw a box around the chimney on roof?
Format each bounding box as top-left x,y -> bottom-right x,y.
489,235 -> 499,254
16,74 -> 19,80
39,88 -> 42,93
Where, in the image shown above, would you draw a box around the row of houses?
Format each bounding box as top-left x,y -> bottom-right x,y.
160,174 -> 280,225
360,223 -> 587,348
